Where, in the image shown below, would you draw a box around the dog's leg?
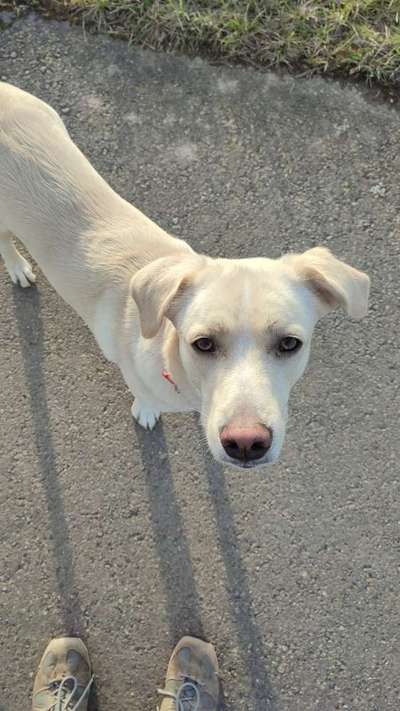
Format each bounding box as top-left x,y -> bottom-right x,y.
0,230 -> 36,288
118,359 -> 161,430
131,399 -> 161,430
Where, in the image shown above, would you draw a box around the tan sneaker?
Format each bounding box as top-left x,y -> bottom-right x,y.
157,636 -> 219,711
32,637 -> 94,711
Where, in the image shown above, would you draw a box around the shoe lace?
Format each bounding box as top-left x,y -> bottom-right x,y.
37,675 -> 94,711
157,679 -> 200,711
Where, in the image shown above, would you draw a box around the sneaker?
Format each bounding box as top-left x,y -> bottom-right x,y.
157,636 -> 219,711
32,637 -> 94,711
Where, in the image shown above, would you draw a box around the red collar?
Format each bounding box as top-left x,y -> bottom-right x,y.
162,369 -> 180,394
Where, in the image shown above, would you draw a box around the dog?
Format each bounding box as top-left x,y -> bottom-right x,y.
0,82 -> 370,468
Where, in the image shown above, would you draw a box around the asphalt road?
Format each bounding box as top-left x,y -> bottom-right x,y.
1,13 -> 400,711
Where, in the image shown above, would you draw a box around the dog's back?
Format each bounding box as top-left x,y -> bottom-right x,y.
0,82 -> 118,248
0,83 -> 192,321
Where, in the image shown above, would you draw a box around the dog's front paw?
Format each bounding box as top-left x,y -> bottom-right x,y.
6,254 -> 36,288
131,400 -> 160,430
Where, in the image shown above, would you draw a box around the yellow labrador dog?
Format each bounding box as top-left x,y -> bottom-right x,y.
0,83 -> 369,468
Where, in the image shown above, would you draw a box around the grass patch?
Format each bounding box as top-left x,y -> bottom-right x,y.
6,0 -> 400,86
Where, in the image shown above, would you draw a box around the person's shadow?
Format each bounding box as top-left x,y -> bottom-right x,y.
12,286 -> 84,633
12,284 -> 275,710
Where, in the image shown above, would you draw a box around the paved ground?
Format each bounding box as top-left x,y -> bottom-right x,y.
1,12 -> 400,711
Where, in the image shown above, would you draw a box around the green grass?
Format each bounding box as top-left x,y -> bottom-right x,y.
8,0 -> 400,86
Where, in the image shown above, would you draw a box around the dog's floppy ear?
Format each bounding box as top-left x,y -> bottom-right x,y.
283,247 -> 370,319
130,254 -> 206,338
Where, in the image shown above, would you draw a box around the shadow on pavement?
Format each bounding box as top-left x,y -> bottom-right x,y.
134,421 -> 205,642
12,286 -> 86,637
12,285 -> 101,710
11,283 -> 272,710
135,415 -> 274,710
134,423 -> 231,709
194,417 -> 276,711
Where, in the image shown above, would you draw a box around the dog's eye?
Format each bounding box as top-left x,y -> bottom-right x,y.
192,337 -> 216,354
277,336 -> 302,355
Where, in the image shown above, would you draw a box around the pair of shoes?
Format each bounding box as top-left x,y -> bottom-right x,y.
32,636 -> 219,711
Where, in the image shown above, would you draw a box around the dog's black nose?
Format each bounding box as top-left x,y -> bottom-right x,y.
220,423 -> 272,463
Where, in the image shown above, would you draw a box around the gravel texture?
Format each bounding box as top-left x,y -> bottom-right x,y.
0,13 -> 400,711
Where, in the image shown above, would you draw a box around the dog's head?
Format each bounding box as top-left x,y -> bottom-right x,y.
131,247 -> 369,468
